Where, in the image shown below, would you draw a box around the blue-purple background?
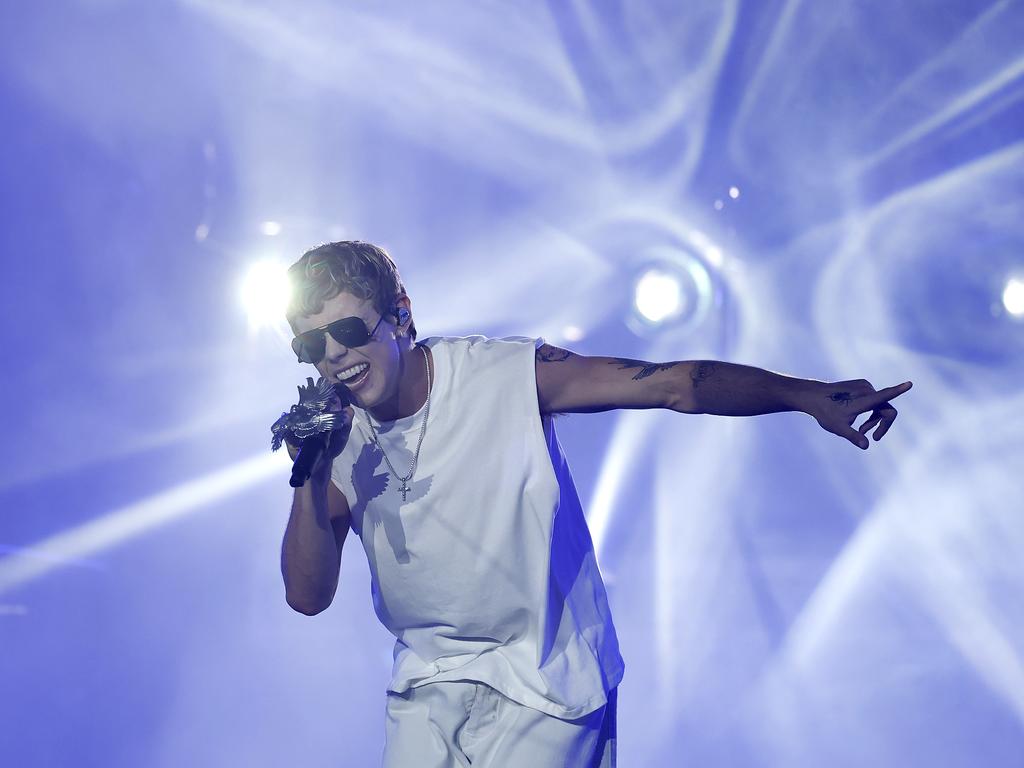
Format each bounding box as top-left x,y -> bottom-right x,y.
2,1 -> 1023,766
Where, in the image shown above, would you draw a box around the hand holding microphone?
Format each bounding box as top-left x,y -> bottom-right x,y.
271,377 -> 354,487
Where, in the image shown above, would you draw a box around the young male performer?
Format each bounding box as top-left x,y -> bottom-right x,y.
280,240 -> 912,768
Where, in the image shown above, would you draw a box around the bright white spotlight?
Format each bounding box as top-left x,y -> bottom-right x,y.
562,325 -> 585,343
1002,277 -> 1024,317
634,268 -> 683,324
729,186 -> 740,199
261,220 -> 282,236
240,259 -> 290,330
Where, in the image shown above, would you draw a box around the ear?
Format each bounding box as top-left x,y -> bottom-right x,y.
393,295 -> 412,326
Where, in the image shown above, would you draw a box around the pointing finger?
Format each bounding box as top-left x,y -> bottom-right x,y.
859,381 -> 912,412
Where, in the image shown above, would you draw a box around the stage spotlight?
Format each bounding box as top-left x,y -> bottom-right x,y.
562,325 -> 585,343
240,258 -> 290,330
633,267 -> 683,324
623,245 -> 714,339
1003,277 -> 1024,318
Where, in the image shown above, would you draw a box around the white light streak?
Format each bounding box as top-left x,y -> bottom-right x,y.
0,453 -> 287,595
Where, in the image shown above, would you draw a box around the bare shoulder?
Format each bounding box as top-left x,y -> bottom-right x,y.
535,342 -> 576,362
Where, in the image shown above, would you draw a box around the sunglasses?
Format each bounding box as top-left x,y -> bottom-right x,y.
291,313 -> 386,364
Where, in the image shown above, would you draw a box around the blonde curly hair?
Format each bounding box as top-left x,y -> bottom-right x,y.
285,240 -> 416,341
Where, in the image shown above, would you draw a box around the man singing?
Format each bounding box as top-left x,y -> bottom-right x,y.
279,240 -> 912,768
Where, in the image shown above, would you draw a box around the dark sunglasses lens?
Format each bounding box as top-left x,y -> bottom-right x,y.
326,318 -> 370,348
292,318 -> 371,363
292,334 -> 325,364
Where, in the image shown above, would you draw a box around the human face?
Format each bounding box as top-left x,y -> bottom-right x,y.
291,291 -> 406,409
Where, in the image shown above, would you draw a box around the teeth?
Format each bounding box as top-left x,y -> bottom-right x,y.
337,363 -> 369,381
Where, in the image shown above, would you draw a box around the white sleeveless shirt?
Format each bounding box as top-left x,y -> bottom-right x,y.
330,335 -> 624,719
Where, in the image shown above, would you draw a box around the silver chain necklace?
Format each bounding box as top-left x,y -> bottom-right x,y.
363,345 -> 431,502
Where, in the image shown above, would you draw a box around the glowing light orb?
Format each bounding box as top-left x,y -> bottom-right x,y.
1003,277 -> 1024,317
634,268 -> 683,324
239,259 -> 291,330
562,325 -> 585,342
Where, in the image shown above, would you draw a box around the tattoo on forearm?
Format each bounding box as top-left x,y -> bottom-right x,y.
689,362 -> 717,388
610,358 -> 681,381
829,391 -> 853,406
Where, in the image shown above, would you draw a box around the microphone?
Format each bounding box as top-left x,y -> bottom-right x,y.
270,376 -> 352,488
290,431 -> 330,488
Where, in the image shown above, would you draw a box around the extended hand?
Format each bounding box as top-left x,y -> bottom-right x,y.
807,379 -> 913,450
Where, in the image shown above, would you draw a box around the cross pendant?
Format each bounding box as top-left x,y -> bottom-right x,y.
399,479 -> 410,501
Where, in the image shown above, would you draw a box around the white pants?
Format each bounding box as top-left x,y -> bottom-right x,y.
381,681 -> 617,767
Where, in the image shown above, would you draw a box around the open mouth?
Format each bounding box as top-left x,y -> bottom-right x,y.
337,363 -> 370,388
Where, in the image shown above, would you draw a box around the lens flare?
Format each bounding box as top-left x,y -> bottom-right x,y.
239,258 -> 290,331
634,268 -> 683,324
1002,277 -> 1024,317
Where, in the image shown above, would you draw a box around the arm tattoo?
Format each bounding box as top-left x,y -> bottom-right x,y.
535,346 -> 681,382
535,345 -> 572,418
689,361 -> 717,388
536,346 -> 574,362
609,357 -> 682,381
829,391 -> 853,406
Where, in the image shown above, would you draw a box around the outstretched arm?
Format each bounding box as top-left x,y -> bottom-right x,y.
535,344 -> 913,450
